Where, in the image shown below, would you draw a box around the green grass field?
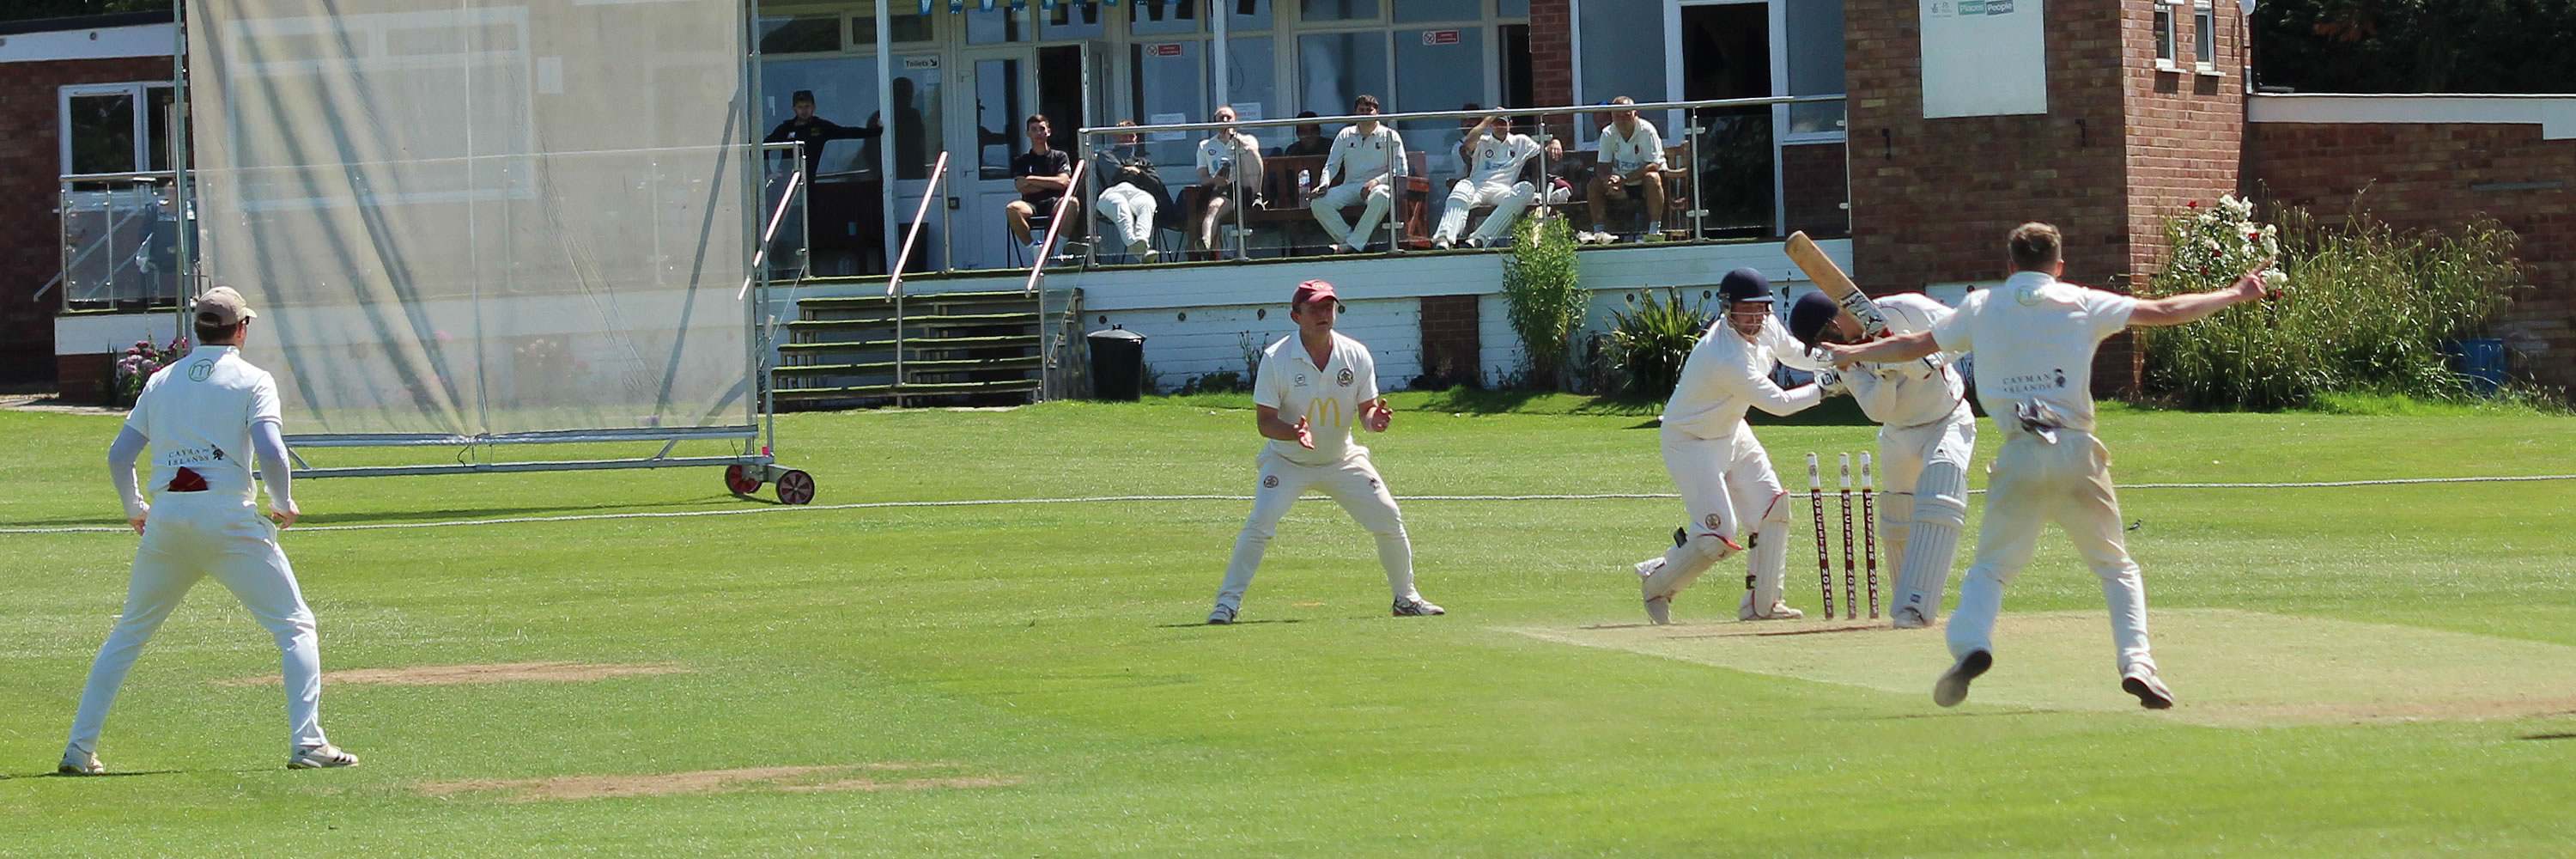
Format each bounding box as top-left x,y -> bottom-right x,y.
3,396 -> 2573,857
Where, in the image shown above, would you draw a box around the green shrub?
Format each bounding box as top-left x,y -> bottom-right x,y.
1502,215 -> 1586,390
1607,288 -> 1713,397
2140,197 -> 2523,411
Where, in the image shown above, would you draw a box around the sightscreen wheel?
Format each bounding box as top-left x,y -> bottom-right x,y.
724,464 -> 762,496
775,470 -> 816,505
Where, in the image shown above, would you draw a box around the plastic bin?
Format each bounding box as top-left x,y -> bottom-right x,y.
1088,326 -> 1147,400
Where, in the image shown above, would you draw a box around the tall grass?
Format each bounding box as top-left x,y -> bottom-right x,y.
2140,202 -> 2524,411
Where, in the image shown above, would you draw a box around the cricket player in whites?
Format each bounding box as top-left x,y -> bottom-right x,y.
1826,222 -> 2270,709
1634,269 -> 1834,624
1430,111 -> 1540,250
1210,279 -> 1443,624
62,287 -> 358,773
1787,290 -> 1975,629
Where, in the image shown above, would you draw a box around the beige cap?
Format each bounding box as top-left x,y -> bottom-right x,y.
194,286 -> 258,327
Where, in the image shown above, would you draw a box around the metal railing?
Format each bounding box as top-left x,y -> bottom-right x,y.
1072,94 -> 1850,264
56,171 -> 191,308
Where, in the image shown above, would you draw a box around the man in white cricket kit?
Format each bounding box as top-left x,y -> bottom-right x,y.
1826,222 -> 2269,709
62,286 -> 358,774
1634,269 -> 1833,624
1581,95 -> 1667,245
1430,112 -> 1540,250
1210,279 -> 1443,624
1787,291 -> 1976,629
1309,94 -> 1406,254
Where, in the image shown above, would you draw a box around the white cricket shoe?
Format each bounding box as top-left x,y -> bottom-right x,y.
288,744 -> 360,770
1431,238 -> 1453,251
58,750 -> 103,776
2123,666 -> 2176,710
1891,606 -> 1932,630
1737,590 -> 1806,621
1206,603 -> 1238,625
1392,596 -> 1446,618
1934,649 -> 1992,708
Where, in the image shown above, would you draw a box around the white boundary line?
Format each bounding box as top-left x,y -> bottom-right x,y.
5,474 -> 2573,536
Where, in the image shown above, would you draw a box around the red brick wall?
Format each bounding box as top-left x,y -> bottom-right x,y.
1418,294 -> 1479,388
0,55 -> 177,385
1848,0 -> 2247,395
2246,120 -> 2576,388
1528,0 -> 1576,142
1780,142 -> 1850,238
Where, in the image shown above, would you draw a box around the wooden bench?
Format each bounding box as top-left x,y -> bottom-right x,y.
1239,152 -> 1431,256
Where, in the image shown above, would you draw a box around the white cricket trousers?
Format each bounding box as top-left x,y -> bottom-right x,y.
1434,180 -> 1536,244
1215,449 -> 1418,610
1947,430 -> 2155,675
1657,421 -> 1793,607
1096,184 -> 1157,250
67,494 -> 328,757
1312,181 -> 1394,248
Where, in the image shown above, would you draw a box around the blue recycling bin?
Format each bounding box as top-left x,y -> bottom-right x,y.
2452,338 -> 2506,396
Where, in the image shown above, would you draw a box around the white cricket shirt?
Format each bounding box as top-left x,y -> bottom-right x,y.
1321,125 -> 1406,186
1197,131 -> 1259,181
1461,132 -> 1540,187
1253,331 -> 1380,466
1660,314 -> 1826,439
1844,292 -> 1970,429
1930,271 -> 2137,434
1599,119 -> 1667,175
123,345 -> 283,503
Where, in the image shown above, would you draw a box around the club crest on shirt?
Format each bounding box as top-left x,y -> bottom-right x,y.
1294,373 -> 1308,387
1336,369 -> 1353,387
187,359 -> 214,381
1704,513 -> 1723,531
1262,474 -> 1279,489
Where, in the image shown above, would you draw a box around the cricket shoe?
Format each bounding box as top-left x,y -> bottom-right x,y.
1737,591 -> 1806,621
1643,594 -> 1673,624
1206,603 -> 1238,625
1933,649 -> 1993,708
1431,238 -> 1453,251
1392,596 -> 1446,618
288,744 -> 360,770
2122,666 -> 2176,710
1890,606 -> 1932,630
58,751 -> 103,776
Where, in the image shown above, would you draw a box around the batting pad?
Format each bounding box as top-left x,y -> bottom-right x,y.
1508,609 -> 2576,728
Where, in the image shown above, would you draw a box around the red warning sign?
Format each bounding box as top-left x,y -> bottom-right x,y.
1422,30 -> 1461,46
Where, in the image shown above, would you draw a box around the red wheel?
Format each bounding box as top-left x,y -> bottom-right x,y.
775,469 -> 816,505
724,464 -> 762,496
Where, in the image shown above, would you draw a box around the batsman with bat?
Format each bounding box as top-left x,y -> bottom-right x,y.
1208,279 -> 1443,624
1783,232 -> 1977,629
1824,222 -> 2273,710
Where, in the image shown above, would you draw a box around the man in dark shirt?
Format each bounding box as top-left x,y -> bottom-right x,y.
1282,111 -> 1332,158
762,90 -> 881,181
1007,113 -> 1076,259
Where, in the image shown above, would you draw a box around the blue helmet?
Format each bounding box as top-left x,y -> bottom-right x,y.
1716,268 -> 1773,305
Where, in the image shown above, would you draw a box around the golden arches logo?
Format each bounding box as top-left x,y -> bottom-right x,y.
1308,397 -> 1344,432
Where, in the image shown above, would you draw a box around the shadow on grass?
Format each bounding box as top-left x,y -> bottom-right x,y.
2519,732 -> 2576,741
1156,619 -> 1303,628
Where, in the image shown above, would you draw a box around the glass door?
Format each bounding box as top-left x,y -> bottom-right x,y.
1671,0 -> 1777,237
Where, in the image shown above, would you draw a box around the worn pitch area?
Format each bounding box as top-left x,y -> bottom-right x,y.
1509,608 -> 2576,728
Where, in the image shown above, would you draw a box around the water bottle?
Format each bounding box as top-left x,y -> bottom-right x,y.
1297,169 -> 1313,202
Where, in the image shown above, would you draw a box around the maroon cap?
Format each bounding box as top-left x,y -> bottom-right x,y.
1293,279 -> 1338,306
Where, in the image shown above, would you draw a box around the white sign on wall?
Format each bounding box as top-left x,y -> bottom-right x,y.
1921,0 -> 2048,118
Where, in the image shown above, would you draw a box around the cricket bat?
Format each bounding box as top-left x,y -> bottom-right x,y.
1784,231 -> 1890,338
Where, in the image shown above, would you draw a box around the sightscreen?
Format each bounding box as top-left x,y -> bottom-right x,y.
186,0 -> 753,437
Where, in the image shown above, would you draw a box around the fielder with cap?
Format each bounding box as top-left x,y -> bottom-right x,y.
1787,289 -> 1976,629
59,286 -> 359,774
1209,279 -> 1443,624
1633,268 -> 1834,624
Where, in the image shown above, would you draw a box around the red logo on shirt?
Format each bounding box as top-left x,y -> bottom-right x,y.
167,466 -> 210,492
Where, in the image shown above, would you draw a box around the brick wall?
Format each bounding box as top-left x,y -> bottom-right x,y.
1528,0 -> 1576,142
1780,142 -> 1850,238
0,55 -> 176,386
1418,294 -> 1480,388
2246,121 -> 2576,388
1847,0 -> 2246,396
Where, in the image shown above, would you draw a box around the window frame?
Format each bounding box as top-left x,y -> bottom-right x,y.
2191,0 -> 2218,75
59,81 -> 176,179
2152,1 -> 2178,72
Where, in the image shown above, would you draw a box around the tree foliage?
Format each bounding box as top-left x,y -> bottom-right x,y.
2253,0 -> 2576,93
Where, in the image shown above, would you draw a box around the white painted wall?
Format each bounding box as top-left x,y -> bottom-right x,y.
2248,94 -> 2576,141
0,24 -> 174,64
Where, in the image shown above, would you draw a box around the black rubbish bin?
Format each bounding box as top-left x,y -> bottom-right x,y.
1088,326 -> 1147,401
